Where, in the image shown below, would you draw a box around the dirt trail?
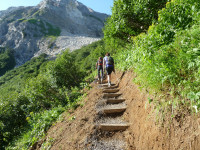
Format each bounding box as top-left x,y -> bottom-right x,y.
40,71 -> 200,150
84,72 -> 129,149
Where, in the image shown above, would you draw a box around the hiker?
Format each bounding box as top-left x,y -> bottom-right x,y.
103,52 -> 115,87
96,57 -> 104,83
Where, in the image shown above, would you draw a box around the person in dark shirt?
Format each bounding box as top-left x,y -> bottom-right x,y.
96,57 -> 103,83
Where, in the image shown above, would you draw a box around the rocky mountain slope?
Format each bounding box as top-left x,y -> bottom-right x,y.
0,0 -> 108,66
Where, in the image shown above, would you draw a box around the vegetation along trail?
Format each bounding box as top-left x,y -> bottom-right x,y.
1,0 -> 200,149
41,71 -> 200,150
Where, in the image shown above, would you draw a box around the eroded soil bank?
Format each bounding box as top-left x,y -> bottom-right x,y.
39,71 -> 200,150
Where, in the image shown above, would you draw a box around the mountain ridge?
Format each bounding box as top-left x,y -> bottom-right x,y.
0,0 -> 108,66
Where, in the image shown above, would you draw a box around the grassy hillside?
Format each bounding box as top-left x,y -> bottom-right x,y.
0,39 -> 106,149
0,52 -> 81,149
104,0 -> 200,114
0,54 -> 48,148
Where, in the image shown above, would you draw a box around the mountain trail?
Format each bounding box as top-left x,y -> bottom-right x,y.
38,71 -> 200,150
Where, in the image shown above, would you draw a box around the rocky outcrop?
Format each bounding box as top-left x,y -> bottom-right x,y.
0,0 -> 108,66
0,7 -> 26,18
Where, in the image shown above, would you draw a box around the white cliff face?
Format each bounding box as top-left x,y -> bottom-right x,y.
0,0 -> 109,66
1,21 -> 41,65
37,0 -> 105,36
38,0 -> 85,26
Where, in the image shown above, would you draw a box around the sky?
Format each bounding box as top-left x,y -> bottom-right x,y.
0,0 -> 113,15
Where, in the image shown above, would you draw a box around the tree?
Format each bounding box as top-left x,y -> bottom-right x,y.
103,0 -> 169,43
49,50 -> 83,88
0,48 -> 16,76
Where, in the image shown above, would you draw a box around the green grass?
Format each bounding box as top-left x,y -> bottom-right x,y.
22,18 -> 61,37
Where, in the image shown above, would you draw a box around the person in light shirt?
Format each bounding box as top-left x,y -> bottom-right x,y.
103,52 -> 115,87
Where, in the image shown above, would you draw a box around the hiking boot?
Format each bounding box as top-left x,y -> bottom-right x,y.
100,78 -> 103,84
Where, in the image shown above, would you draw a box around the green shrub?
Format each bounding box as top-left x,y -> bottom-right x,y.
23,75 -> 67,112
48,50 -> 84,88
0,93 -> 27,149
0,48 -> 16,76
103,0 -> 169,43
6,107 -> 65,150
114,0 -> 200,111
24,18 -> 61,37
155,0 -> 200,44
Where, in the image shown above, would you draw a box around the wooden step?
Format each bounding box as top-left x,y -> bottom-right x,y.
101,83 -> 116,87
107,99 -> 125,104
103,85 -> 118,89
98,124 -> 129,131
103,93 -> 122,98
103,89 -> 119,93
103,107 -> 126,114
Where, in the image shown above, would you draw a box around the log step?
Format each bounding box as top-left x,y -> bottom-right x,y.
98,124 -> 129,131
101,83 -> 116,87
103,89 -> 119,93
103,107 -> 126,114
107,99 -> 125,104
103,85 -> 118,89
103,93 -> 122,98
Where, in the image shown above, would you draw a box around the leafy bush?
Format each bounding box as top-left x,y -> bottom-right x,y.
103,0 -> 169,43
0,93 -> 29,149
155,0 -> 200,44
48,50 -> 84,88
0,48 -> 16,76
6,107 -> 65,150
113,0 -> 200,111
23,75 -> 67,112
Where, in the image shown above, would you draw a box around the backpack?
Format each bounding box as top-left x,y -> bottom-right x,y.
107,56 -> 114,65
98,60 -> 103,66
